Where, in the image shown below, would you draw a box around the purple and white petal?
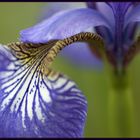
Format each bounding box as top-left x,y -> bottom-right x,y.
20,8 -> 112,43
0,44 -> 87,138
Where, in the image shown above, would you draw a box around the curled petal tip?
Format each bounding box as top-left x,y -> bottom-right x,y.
20,8 -> 111,43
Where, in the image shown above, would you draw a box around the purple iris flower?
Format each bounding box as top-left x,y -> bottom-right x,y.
0,2 -> 140,138
20,2 -> 140,72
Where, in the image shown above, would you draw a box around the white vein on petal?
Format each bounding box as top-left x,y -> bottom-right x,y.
0,43 -> 87,137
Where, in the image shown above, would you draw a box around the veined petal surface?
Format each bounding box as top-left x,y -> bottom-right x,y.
0,44 -> 87,138
60,42 -> 102,68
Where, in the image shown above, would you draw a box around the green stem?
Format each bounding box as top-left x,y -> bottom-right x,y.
108,71 -> 134,137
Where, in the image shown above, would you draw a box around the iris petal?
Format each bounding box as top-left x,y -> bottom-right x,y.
0,44 -> 87,137
107,2 -> 132,16
123,22 -> 138,47
88,2 -> 115,26
60,42 -> 102,68
124,4 -> 140,28
20,8 -> 111,43
87,2 -> 114,45
39,2 -> 86,21
0,45 -> 14,71
39,3 -> 102,68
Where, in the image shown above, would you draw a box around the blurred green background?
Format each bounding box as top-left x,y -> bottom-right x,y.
0,2 -> 140,138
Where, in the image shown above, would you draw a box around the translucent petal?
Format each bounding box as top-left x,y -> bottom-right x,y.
0,44 -> 87,138
20,8 -> 111,43
39,2 -> 86,21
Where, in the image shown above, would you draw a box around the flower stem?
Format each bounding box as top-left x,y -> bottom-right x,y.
108,70 -> 133,137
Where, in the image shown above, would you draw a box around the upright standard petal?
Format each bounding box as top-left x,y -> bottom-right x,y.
107,2 -> 132,16
124,4 -> 140,28
87,2 -> 115,26
87,2 -> 114,45
107,2 -> 133,44
20,8 -> 111,43
0,42 -> 87,138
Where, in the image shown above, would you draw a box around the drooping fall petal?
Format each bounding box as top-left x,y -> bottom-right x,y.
0,43 -> 87,138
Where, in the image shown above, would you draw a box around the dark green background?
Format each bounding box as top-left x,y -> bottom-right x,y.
0,2 -> 140,137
